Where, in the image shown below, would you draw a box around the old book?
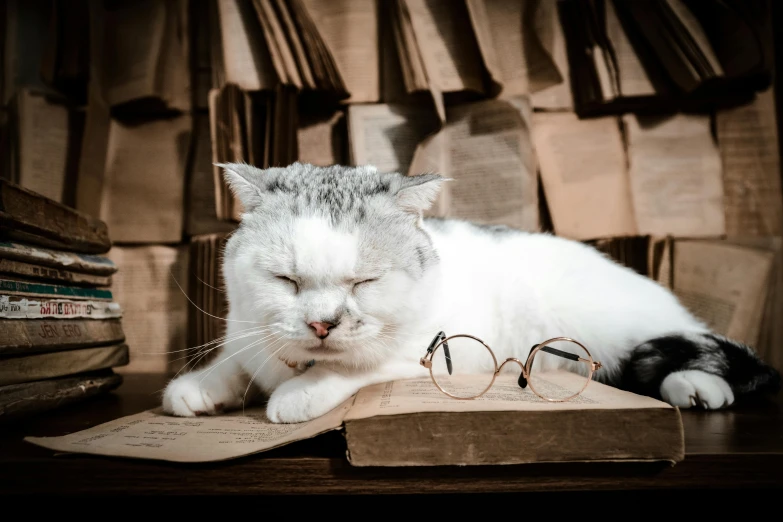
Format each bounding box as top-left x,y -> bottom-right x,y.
99,0 -> 190,114
301,0 -> 380,103
672,240 -> 774,347
0,319 -> 125,356
0,370 -> 123,420
532,112 -> 725,240
107,246 -> 189,374
529,0 -> 573,110
24,371 -> 684,466
186,234 -> 229,356
0,241 -> 117,276
2,0 -> 52,105
0,278 -> 112,301
0,295 -> 122,321
414,98 -> 540,231
0,343 -> 129,387
717,88 -> 783,236
0,259 -> 111,287
100,114 -> 192,243
0,179 -> 111,254
297,107 -> 346,167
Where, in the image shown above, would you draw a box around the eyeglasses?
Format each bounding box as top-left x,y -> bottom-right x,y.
419,332 -> 602,402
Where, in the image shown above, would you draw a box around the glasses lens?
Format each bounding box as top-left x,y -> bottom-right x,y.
430,335 -> 497,399
527,338 -> 593,401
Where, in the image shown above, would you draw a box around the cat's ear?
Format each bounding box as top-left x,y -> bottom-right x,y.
394,173 -> 448,213
217,163 -> 265,211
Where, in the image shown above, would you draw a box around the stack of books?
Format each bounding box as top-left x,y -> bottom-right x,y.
0,179 -> 128,421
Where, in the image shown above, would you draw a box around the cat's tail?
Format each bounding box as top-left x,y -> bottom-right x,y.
620,333 -> 781,408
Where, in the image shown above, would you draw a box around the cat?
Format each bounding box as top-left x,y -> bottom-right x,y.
162,162 -> 781,422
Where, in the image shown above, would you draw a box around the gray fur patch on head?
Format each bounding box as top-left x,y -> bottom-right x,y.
220,162 -> 444,278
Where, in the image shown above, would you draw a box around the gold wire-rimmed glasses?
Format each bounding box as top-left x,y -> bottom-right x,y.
419,332 -> 603,402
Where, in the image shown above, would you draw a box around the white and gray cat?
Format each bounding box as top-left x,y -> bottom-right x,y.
163,163 -> 780,422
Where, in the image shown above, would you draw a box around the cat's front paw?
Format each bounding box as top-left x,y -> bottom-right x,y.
660,370 -> 735,410
266,376 -> 342,423
162,374 -> 242,417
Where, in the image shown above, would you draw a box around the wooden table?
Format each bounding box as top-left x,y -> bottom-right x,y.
1,373 -> 782,501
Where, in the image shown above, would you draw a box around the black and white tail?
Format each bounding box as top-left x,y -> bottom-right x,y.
620,333 -> 781,409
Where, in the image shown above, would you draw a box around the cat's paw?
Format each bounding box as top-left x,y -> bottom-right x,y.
265,376 -> 342,423
162,374 -> 242,417
660,370 -> 734,410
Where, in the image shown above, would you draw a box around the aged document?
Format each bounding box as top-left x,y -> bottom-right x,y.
345,372 -> 671,420
624,114 -> 725,238
532,112 -> 636,239
26,399 -> 352,463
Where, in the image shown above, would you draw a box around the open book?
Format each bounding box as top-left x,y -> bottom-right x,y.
26,371 -> 684,466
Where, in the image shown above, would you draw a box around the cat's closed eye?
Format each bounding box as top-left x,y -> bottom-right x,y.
352,278 -> 378,292
275,275 -> 299,293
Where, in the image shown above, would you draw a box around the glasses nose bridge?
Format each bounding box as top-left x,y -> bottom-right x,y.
497,357 -> 526,376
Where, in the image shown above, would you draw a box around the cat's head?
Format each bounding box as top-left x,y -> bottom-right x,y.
219,162 -> 445,368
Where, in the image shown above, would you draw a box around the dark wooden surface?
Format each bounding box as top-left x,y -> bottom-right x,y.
1,373 -> 782,496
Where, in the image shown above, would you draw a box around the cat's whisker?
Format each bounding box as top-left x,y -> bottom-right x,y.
242,340 -> 293,415
142,324 -> 279,356
169,269 -> 263,324
197,330 -> 285,384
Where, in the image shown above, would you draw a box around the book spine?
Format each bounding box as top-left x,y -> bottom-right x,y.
0,319 -> 126,355
0,343 -> 129,386
0,259 -> 112,286
0,371 -> 123,419
0,295 -> 122,319
0,241 -> 117,275
0,278 -> 113,300
0,179 -> 111,254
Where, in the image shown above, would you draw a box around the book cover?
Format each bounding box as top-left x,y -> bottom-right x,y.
0,318 -> 125,355
0,343 -> 129,386
0,278 -> 113,300
24,372 -> 684,466
0,258 -> 112,287
0,295 -> 122,320
0,241 -> 117,275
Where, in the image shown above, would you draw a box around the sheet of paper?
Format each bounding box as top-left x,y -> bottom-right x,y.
624,114 -> 725,238
532,112 -> 636,239
717,88 -> 783,236
107,246 -> 189,373
347,103 -> 437,173
435,98 -> 539,230
101,114 -> 191,243
345,372 -> 671,421
403,0 -> 484,94
302,0 -> 379,102
529,0 -> 572,109
16,89 -> 69,204
216,0 -> 277,91
672,240 -> 774,346
25,399 -> 353,463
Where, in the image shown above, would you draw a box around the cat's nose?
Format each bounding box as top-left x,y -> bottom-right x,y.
308,321 -> 336,339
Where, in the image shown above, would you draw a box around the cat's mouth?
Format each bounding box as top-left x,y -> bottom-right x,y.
306,341 -> 343,355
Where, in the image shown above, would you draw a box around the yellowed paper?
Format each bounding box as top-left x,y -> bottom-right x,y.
101,114 -> 191,243
673,240 -> 774,346
436,99 -> 539,230
347,103 -> 437,173
15,89 -> 69,204
216,0 -> 277,91
108,245 -> 189,374
624,114 -> 725,238
530,1 -> 572,109
532,112 -> 636,239
302,0 -> 379,103
345,372 -> 671,421
25,399 -> 352,463
717,88 -> 783,236
297,110 -> 346,167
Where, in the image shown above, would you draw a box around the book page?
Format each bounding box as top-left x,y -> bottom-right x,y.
301,0 -> 379,102
672,240 -> 774,346
101,114 -> 191,243
107,245 -> 189,374
102,0 -> 166,106
345,372 -> 671,421
532,112 -> 636,239
530,0 -> 572,109
25,399 -> 353,463
297,109 -> 346,166
435,99 -> 539,231
463,0 -> 502,93
216,0 -> 277,91
717,88 -> 783,236
403,0 -> 484,94
16,89 -> 69,204
347,103 -> 437,173
624,114 -> 725,238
